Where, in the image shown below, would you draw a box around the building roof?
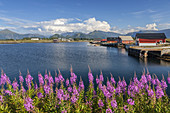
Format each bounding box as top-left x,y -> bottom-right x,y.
136,33 -> 167,39
118,36 -> 133,41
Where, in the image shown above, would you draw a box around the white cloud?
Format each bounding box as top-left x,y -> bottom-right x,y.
23,17 -> 111,35
111,23 -> 158,34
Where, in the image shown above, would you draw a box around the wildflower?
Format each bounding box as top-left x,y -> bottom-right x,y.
25,74 -> 33,89
34,83 -> 38,90
106,108 -> 113,113
38,73 -> 44,85
148,89 -> 154,98
19,75 -> 24,83
155,87 -> 164,99
99,72 -> 104,82
12,79 -> 19,91
98,99 -> 104,108
61,109 -> 67,113
22,86 -> 26,93
67,86 -> 72,93
44,73 -> 48,80
78,78 -> 84,91
123,105 -> 129,112
115,85 -> 122,95
58,73 -> 64,82
111,99 -> 117,108
37,92 -> 43,98
66,79 -> 69,86
110,74 -> 116,84
5,90 -> 13,95
0,73 -> 7,85
140,74 -> 147,84
161,75 -> 167,90
88,72 -> 93,83
24,97 -> 34,111
71,95 -> 78,103
127,98 -> 135,105
96,75 -> 100,84
57,89 -> 64,100
73,86 -> 79,96
0,95 -> 3,103
152,78 -> 156,85
48,74 -> 54,84
55,76 -> 59,84
146,74 -> 152,82
44,85 -> 51,94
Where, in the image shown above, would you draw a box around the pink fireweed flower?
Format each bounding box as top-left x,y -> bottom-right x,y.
155,86 -> 164,99
127,99 -> 135,105
22,86 -> 26,93
71,95 -> 78,103
44,73 -> 48,80
58,73 -> 64,82
66,79 -> 69,87
5,90 -> 13,95
38,73 -> 44,85
0,73 -> 7,85
96,75 -> 100,84
98,99 -> 104,108
106,108 -> 113,113
140,74 -> 147,84
88,71 -> 93,83
48,74 -> 54,85
24,97 -> 34,111
73,86 -> 79,96
110,74 -> 116,84
78,78 -> 84,91
148,89 -> 154,98
57,89 -> 64,101
124,105 -> 129,112
152,78 -> 156,85
19,75 -> 24,83
12,79 -> 19,91
34,83 -> 38,90
99,72 -> 104,82
61,109 -> 67,113
37,92 -> 43,98
55,76 -> 59,84
146,74 -> 152,82
25,74 -> 33,89
0,95 -> 3,103
67,86 -> 72,93
44,85 -> 51,94
111,99 -> 117,108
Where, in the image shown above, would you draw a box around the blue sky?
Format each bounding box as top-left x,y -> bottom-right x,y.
0,0 -> 170,35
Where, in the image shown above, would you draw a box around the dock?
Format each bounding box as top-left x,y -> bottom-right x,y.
128,46 -> 170,59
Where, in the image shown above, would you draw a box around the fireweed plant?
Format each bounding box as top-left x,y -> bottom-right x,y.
0,68 -> 170,113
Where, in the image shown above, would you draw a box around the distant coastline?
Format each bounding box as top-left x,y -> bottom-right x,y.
0,40 -> 90,44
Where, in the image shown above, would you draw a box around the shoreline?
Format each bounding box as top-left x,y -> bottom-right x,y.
0,40 -> 90,44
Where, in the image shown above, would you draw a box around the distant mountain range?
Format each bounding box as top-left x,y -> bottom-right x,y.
0,29 -> 170,39
125,29 -> 170,38
0,29 -> 45,39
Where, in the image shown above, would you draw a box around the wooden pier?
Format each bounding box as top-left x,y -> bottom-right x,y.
128,46 -> 170,58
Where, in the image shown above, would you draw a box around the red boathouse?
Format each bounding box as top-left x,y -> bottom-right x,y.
135,33 -> 167,46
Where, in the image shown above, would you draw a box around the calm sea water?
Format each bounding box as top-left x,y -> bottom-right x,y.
0,42 -> 169,94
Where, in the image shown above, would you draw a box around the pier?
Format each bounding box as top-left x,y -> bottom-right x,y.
128,46 -> 170,58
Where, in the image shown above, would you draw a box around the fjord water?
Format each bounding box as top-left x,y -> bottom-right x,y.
0,42 -> 170,94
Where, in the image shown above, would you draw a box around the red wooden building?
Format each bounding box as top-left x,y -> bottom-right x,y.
135,33 -> 167,46
117,36 -> 134,44
106,37 -> 118,43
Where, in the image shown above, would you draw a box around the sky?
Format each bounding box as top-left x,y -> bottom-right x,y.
0,0 -> 170,35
